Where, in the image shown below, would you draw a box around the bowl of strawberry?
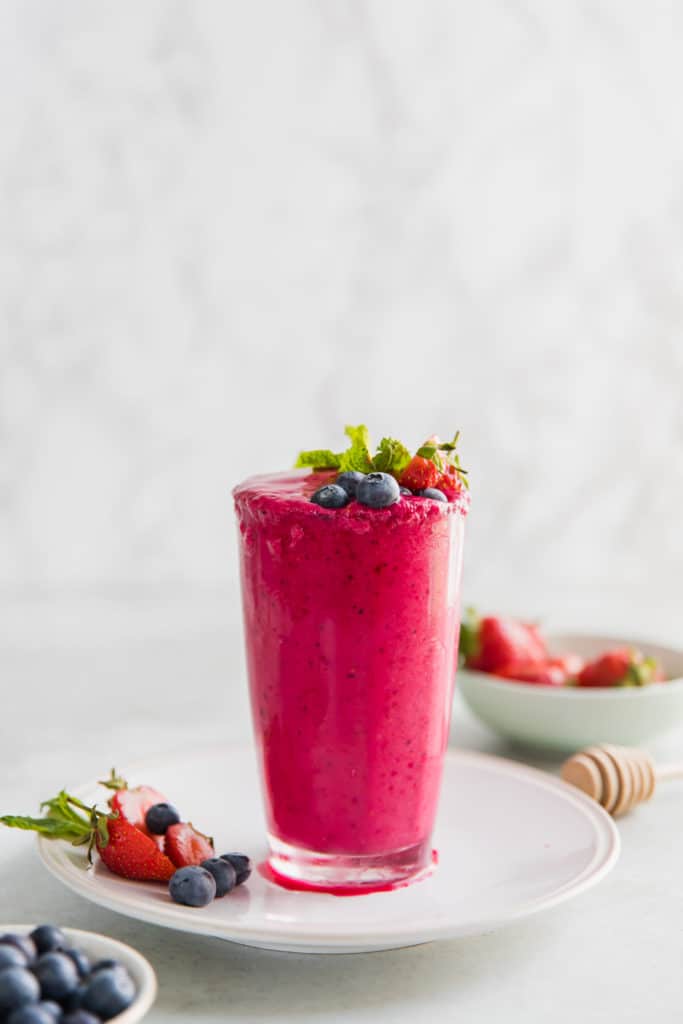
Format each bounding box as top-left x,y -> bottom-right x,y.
458,611 -> 683,751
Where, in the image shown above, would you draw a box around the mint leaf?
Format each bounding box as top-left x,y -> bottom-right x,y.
338,424 -> 372,473
0,813 -> 89,841
295,449 -> 342,470
372,437 -> 411,474
294,425 -> 469,487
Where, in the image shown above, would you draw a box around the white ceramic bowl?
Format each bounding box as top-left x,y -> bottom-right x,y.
1,924 -> 157,1022
458,633 -> 683,752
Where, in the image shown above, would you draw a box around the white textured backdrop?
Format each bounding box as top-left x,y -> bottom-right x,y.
2,1 -> 682,615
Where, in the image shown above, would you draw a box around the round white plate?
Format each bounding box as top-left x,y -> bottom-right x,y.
2,924 -> 157,1022
38,746 -> 619,954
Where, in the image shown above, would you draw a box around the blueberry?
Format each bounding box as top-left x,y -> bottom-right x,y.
81,967 -> 135,1021
335,471 -> 365,497
169,865 -> 216,907
310,484 -> 350,509
38,1002 -> 62,1020
219,853 -> 252,886
61,984 -> 86,1012
356,472 -> 400,509
29,927 -> 65,956
62,1011 -> 102,1024
145,802 -> 181,835
399,486 -> 412,496
64,947 -> 90,978
0,967 -> 40,1015
89,959 -> 118,975
0,946 -> 28,969
416,487 -> 448,502
7,1005 -> 61,1024
201,857 -> 237,897
34,952 -> 79,1002
0,935 -> 37,965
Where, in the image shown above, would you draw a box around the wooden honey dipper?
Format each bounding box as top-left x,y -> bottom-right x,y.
560,744 -> 683,817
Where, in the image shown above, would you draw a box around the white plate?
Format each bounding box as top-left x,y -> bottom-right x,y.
38,746 -> 619,954
1,924 -> 157,1022
460,632 -> 683,752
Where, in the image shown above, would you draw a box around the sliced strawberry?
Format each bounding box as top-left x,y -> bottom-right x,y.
165,822 -> 214,867
399,456 -> 440,492
97,816 -> 176,882
461,612 -> 547,673
99,771 -> 168,838
551,653 -> 584,679
109,786 -> 167,834
495,660 -> 567,686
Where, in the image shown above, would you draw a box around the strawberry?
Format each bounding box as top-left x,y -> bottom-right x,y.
97,816 -> 176,881
495,660 -> 568,686
434,461 -> 465,496
99,769 -> 167,838
551,653 -> 584,679
460,609 -> 547,673
165,822 -> 214,867
0,789 -> 175,882
577,648 -> 662,688
399,456 -> 440,492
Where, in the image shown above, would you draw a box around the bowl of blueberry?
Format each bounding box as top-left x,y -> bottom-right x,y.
0,924 -> 156,1023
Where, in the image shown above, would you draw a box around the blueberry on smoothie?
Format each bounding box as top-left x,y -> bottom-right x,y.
310,484 -> 350,509
356,473 -> 400,509
335,471 -> 365,497
399,486 -> 412,496
416,488 -> 448,502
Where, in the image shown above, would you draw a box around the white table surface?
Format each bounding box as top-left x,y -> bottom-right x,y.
2,592 -> 682,1023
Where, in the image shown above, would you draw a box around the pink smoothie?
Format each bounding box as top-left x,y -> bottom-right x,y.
234,470 -> 467,867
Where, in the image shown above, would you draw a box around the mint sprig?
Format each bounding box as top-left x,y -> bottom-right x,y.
1,789 -> 112,862
296,425 -> 468,486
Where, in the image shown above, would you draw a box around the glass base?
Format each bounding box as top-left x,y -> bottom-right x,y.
267,834 -> 434,893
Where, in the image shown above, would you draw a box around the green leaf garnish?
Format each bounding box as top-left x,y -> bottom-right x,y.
295,426 -> 468,487
338,424 -> 373,473
2,789 -> 114,863
373,437 -> 412,474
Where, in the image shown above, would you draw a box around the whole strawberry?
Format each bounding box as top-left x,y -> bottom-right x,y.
460,609 -> 547,673
399,456 -> 440,493
577,648 -> 662,688
1,790 -> 176,882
